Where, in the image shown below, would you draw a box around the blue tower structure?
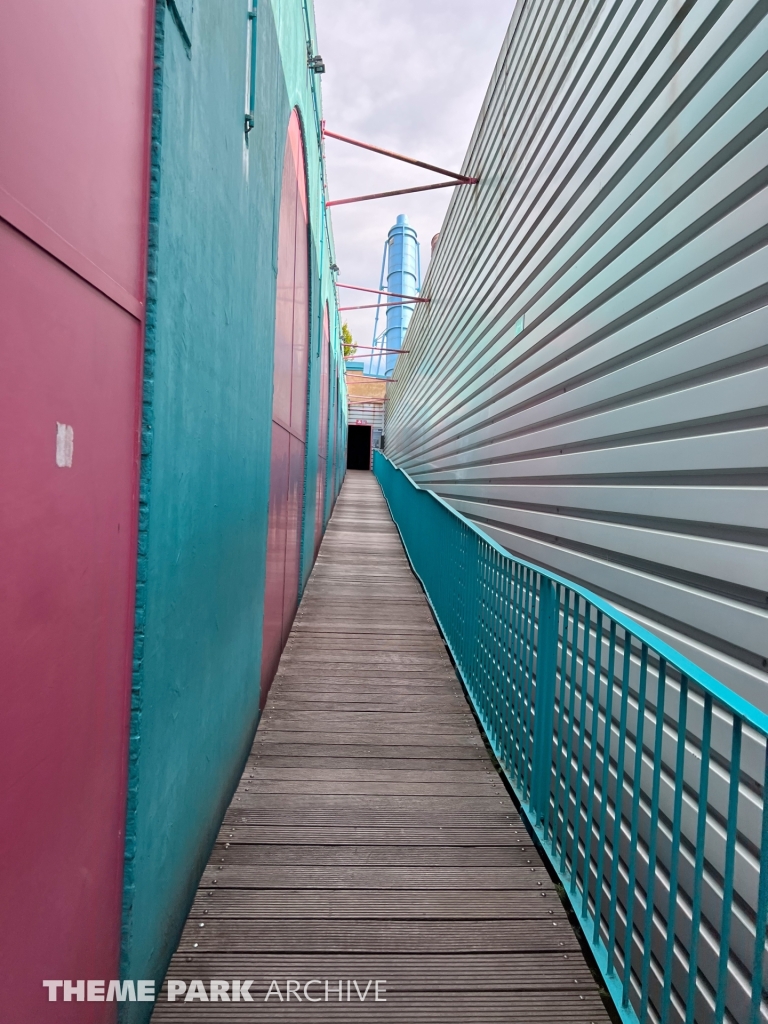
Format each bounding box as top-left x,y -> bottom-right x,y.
370,214 -> 421,378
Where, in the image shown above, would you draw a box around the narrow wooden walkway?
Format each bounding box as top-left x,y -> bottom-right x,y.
154,471 -> 611,1022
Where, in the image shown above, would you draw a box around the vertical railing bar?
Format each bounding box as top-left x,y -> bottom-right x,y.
447,505 -> 455,646
517,568 -> 529,793
460,520 -> 466,679
582,609 -> 604,921
465,524 -> 473,685
497,555 -> 505,768
607,633 -> 633,976
685,691 -> 712,1024
454,522 -> 462,672
661,675 -> 689,1023
552,589 -> 571,859
503,558 -> 514,774
447,507 -> 452,651
470,532 -> 481,713
453,523 -> 461,670
520,568 -> 530,798
571,601 -> 592,897
485,548 -> 493,739
530,572 -> 547,813
481,552 -> 493,745
463,525 -> 470,675
639,658 -> 667,1022
522,569 -> 537,801
750,742 -> 768,1024
531,576 -> 556,828
467,526 -> 474,679
461,523 -> 469,679
544,584 -> 562,844
486,548 -> 495,742
595,621 -> 618,948
460,528 -> 466,679
622,643 -> 649,1007
502,554 -> 509,759
461,524 -> 470,679
519,564 -> 528,785
493,555 -> 498,738
714,717 -> 742,1024
529,569 -> 539,811
481,544 -> 487,729
551,583 -> 562,838
494,552 -> 502,759
485,546 -> 493,735
475,536 -> 482,712
560,595 -> 582,876
499,552 -> 505,761
514,565 -> 528,778
448,510 -> 452,643
516,565 -> 528,785
528,572 -> 540,799
493,551 -> 503,751
494,551 -> 502,749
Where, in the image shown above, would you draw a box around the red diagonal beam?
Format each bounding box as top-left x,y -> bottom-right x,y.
348,346 -> 409,354
337,283 -> 429,302
339,302 -> 416,311
328,180 -> 467,207
323,127 -> 478,184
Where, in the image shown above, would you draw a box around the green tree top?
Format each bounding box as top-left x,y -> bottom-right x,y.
341,322 -> 356,360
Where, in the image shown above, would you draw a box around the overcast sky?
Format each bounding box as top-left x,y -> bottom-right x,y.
313,0 -> 516,349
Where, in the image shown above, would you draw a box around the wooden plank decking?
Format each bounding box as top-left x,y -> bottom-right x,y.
153,471 -> 612,1022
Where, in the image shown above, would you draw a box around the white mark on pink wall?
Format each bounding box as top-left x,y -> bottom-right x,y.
56,423 -> 74,468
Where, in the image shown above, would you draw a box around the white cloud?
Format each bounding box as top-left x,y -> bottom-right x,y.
313,0 -> 516,348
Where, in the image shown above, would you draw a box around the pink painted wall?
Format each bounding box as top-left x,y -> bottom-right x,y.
314,306 -> 331,557
0,0 -> 151,297
261,112 -> 310,699
0,0 -> 152,1019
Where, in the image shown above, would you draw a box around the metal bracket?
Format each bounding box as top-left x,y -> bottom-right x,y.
323,127 -> 479,207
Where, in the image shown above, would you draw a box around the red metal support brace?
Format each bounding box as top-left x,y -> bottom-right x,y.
323,125 -> 479,207
323,127 -> 478,182
347,346 -> 410,355
336,283 -> 429,302
328,181 -> 461,207
339,302 -> 416,311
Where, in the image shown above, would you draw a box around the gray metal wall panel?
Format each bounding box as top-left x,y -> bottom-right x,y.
385,3 -> 768,1019
385,0 -> 768,718
348,400 -> 385,433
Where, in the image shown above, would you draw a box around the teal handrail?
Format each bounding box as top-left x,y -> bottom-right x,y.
373,450 -> 768,1024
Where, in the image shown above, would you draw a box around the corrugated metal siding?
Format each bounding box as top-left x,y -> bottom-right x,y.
375,450 -> 768,1024
349,399 -> 385,438
385,3 -> 768,1022
385,0 -> 768,715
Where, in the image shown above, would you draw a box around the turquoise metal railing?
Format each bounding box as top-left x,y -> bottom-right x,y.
374,450 -> 768,1024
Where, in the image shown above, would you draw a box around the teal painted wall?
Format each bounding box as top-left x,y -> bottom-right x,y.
120,1 -> 344,1016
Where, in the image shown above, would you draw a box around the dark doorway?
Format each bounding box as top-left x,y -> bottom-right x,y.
347,424 -> 372,470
